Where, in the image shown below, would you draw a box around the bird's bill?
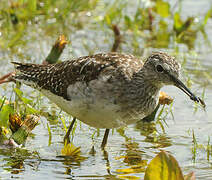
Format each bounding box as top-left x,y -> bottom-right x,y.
169,74 -> 199,103
175,78 -> 199,102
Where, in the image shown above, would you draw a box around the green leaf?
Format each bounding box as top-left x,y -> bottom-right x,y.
14,88 -> 33,105
124,15 -> 132,28
174,12 -> 183,30
0,104 -> 14,127
105,14 -> 112,26
60,116 -> 67,132
156,0 -> 170,18
0,97 -> 6,111
27,0 -> 37,13
144,151 -> 184,180
47,123 -> 52,146
14,87 -> 23,97
25,106 -> 38,114
202,9 -> 212,27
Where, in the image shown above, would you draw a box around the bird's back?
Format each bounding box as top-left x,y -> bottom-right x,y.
13,52 -> 144,100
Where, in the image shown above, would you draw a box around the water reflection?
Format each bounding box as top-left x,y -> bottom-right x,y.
135,120 -> 172,148
0,147 -> 39,175
102,149 -> 112,175
55,156 -> 82,178
107,124 -> 155,179
113,140 -> 146,179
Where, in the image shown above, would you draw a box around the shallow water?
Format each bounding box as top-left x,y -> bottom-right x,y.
0,0 -> 212,179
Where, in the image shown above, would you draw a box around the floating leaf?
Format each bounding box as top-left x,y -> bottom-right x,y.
144,151 -> 184,180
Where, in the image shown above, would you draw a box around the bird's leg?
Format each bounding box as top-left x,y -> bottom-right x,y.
63,117 -> 76,144
101,129 -> 110,149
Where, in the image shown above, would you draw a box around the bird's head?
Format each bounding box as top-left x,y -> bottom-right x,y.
143,52 -> 202,104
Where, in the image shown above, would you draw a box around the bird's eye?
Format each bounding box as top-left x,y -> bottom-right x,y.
156,64 -> 164,72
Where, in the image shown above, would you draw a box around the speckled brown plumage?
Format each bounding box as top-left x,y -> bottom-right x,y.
12,51 -> 200,130
12,52 -> 143,100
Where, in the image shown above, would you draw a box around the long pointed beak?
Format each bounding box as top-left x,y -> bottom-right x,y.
167,72 -> 201,103
173,77 -> 199,102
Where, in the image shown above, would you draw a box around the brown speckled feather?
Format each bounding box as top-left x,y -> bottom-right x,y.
12,52 -> 143,100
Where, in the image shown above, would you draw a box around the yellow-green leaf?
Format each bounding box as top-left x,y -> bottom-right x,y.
0,104 -> 14,127
174,12 -> 183,30
47,123 -> 52,146
61,142 -> 81,157
144,151 -> 184,180
156,0 -> 170,18
27,0 -> 37,13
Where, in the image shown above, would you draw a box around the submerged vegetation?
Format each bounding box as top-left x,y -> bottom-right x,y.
0,0 -> 212,179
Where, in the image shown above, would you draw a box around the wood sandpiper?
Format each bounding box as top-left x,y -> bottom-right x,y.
11,52 -> 204,148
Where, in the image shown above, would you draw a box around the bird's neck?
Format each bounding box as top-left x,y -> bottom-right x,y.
132,70 -> 161,95
129,71 -> 161,115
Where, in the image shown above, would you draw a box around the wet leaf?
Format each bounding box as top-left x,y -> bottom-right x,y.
144,151 -> 184,180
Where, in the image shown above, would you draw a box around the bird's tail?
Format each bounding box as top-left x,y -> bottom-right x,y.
12,62 -> 47,87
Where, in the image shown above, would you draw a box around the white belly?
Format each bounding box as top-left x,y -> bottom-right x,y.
41,84 -> 146,129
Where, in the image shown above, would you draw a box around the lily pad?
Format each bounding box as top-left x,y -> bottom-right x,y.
144,151 -> 184,180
